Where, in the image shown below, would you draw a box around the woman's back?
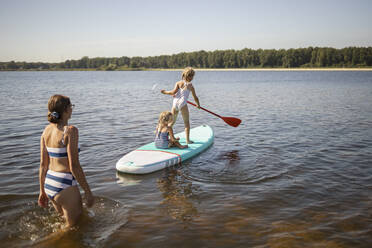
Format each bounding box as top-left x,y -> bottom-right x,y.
43,124 -> 70,172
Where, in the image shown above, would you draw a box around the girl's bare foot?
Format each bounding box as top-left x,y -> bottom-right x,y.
187,140 -> 194,144
180,144 -> 188,149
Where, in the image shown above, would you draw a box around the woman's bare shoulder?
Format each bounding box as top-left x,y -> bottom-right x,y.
41,124 -> 52,136
66,125 -> 78,137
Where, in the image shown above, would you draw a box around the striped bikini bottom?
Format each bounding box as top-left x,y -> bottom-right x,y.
44,170 -> 77,199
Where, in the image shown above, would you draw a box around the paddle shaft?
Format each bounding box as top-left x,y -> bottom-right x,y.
187,101 -> 222,118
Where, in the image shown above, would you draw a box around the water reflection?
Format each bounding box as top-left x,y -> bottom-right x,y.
116,172 -> 143,187
216,150 -> 240,166
157,168 -> 198,223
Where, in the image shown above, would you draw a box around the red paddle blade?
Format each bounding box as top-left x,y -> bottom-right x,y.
222,117 -> 242,127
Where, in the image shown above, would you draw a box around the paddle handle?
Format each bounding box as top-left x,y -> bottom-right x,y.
187,101 -> 222,118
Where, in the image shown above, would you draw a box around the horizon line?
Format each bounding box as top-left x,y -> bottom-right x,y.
1,46 -> 372,64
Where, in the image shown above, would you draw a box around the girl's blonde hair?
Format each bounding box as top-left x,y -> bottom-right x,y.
182,67 -> 195,82
157,111 -> 173,128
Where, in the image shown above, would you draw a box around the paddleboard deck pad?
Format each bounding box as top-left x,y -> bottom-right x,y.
116,125 -> 214,174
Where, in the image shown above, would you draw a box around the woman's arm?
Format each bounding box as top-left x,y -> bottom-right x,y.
161,82 -> 180,96
38,134 -> 49,207
66,126 -> 94,207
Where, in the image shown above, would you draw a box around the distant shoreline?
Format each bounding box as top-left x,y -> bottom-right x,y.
156,68 -> 372,71
2,47 -> 371,71
1,67 -> 372,72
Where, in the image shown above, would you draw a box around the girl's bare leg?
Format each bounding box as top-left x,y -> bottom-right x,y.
171,107 -> 179,127
180,105 -> 193,144
169,140 -> 188,149
171,107 -> 180,140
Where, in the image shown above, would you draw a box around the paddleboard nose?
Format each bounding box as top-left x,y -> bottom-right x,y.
116,160 -> 135,171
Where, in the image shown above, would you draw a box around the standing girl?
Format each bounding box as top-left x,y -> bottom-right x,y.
161,67 -> 200,144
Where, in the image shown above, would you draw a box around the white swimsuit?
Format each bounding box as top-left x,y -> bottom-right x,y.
172,81 -> 192,110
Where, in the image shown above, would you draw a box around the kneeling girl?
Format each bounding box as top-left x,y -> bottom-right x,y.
155,111 -> 188,149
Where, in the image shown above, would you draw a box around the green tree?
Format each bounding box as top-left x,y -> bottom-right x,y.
7,61 -> 19,70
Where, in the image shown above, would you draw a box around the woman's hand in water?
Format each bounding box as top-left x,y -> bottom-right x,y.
38,192 -> 49,208
85,191 -> 95,208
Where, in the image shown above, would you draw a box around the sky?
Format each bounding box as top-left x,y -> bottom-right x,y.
1,0 -> 371,62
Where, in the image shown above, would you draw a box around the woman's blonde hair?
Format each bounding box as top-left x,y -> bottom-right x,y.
157,111 -> 173,128
182,67 -> 195,82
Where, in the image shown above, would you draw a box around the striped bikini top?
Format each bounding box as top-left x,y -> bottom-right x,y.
46,126 -> 80,158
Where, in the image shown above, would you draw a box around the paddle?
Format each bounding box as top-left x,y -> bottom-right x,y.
187,101 -> 241,127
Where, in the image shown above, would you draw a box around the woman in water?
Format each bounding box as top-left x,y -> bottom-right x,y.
38,95 -> 94,228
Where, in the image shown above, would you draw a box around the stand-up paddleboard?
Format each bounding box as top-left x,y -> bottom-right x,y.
116,125 -> 214,174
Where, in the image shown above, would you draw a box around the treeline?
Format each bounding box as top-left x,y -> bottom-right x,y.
1,47 -> 372,70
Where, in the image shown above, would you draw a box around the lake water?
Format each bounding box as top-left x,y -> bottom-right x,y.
0,71 -> 371,247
